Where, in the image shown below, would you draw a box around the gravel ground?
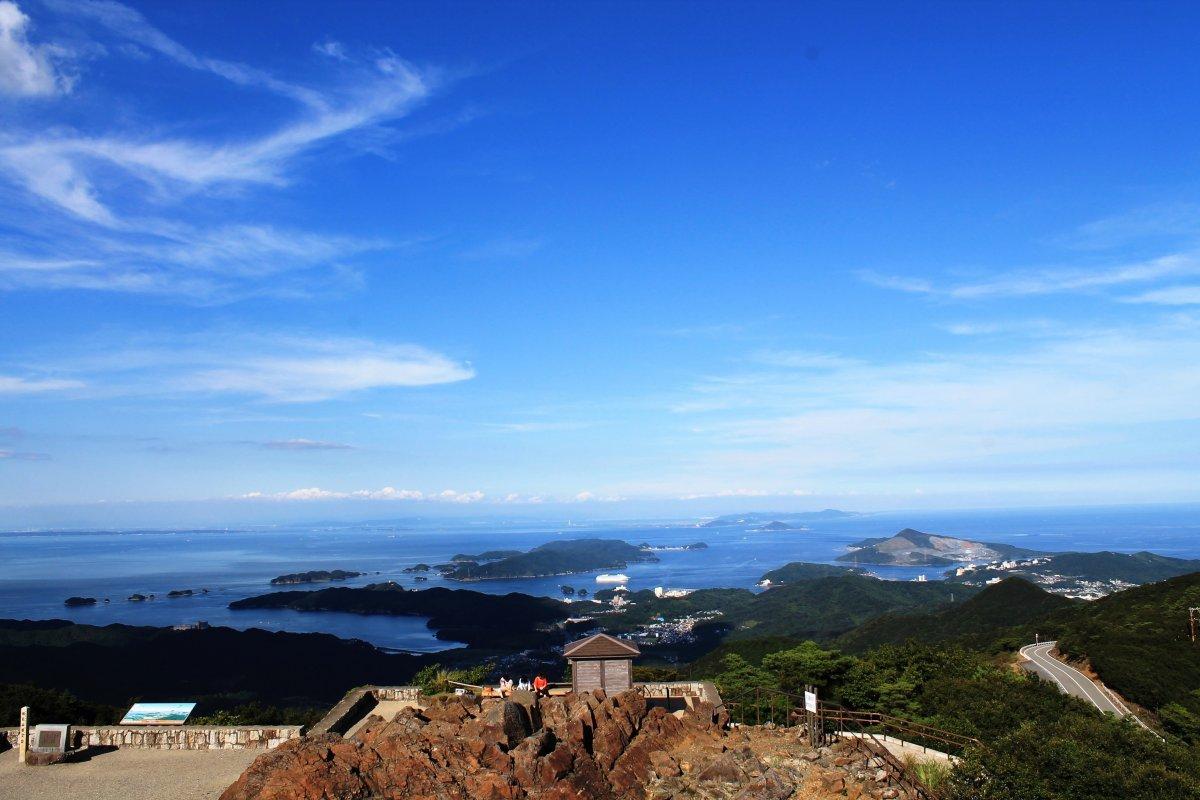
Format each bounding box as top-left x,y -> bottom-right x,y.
0,747 -> 257,800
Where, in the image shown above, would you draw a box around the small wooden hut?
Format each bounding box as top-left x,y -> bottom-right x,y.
564,633 -> 641,693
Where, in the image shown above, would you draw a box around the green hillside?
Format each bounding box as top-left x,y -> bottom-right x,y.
758,561 -> 867,584
837,578 -> 1076,652
1050,571 -> 1200,740
725,575 -> 972,640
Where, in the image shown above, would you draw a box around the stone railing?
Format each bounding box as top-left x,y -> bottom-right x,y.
309,685 -> 422,736
2,725 -> 302,751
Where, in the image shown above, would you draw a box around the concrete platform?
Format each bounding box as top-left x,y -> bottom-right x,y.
0,746 -> 256,800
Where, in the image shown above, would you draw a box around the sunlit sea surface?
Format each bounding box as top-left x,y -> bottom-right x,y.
2,504 -> 1197,651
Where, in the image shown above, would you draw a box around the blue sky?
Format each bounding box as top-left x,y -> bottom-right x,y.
1,1 -> 1199,525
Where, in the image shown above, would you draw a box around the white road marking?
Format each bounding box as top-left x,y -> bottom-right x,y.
1022,642 -> 1121,715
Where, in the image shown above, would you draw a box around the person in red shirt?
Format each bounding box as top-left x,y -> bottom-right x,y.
532,674 -> 550,698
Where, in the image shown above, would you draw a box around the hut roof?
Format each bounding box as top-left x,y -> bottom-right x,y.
563,632 -> 641,659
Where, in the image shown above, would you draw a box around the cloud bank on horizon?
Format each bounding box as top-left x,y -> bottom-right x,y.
1,0 -> 1198,521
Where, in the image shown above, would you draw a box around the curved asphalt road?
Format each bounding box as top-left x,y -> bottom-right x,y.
1020,642 -> 1128,717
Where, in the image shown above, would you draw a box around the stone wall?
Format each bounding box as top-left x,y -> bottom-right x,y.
636,680 -> 722,706
374,686 -> 421,703
2,725 -> 302,751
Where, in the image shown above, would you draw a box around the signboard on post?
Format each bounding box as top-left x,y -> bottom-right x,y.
18,706 -> 28,764
804,690 -> 818,713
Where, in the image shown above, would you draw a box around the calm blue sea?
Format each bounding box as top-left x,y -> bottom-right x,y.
1,504 -> 1197,651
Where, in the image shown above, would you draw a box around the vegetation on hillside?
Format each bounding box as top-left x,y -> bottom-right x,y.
230,583 -> 577,648
1050,571 -> 1200,742
758,561 -> 867,584
706,641 -> 1200,800
444,538 -> 658,580
836,578 -> 1075,652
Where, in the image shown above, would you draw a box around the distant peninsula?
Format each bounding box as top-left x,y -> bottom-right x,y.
270,569 -> 363,586
639,541 -> 708,551
443,538 -> 659,581
946,550 -> 1200,599
699,509 -> 856,527
838,528 -> 1040,567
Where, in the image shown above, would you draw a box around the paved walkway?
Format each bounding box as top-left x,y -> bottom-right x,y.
0,746 -> 257,800
837,732 -> 953,765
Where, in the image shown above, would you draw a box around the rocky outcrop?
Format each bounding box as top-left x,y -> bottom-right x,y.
221,690 -> 908,800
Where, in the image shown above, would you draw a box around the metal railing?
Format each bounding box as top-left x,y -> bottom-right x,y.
723,686 -> 982,799
820,705 -> 982,753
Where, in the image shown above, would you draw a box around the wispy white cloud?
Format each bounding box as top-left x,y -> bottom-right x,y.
861,253 -> 1200,300
0,1 -> 73,96
458,236 -> 543,261
0,224 -> 389,300
240,486 -> 483,502
665,313 -> 1200,489
0,58 -> 431,224
1058,202 -> 1200,250
0,448 -> 49,460
572,491 -> 625,502
312,40 -> 348,62
1122,285 -> 1200,306
0,375 -> 82,394
260,439 -> 355,451
43,0 -> 325,106
0,1 -> 452,300
17,331 -> 474,402
185,347 -> 472,402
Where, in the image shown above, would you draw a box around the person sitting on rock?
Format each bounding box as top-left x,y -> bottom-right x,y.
498,676 -> 513,697
533,673 -> 550,698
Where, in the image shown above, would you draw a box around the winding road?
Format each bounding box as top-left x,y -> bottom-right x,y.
1020,641 -> 1134,719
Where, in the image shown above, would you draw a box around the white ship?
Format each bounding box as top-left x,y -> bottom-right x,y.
595,573 -> 630,584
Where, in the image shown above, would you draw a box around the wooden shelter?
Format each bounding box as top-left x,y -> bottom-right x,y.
564,633 -> 641,693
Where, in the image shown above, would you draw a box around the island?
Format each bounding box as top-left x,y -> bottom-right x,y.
442,538 -> 659,581
166,589 -> 194,598
758,561 -> 869,586
229,583 -> 580,649
450,550 -> 523,562
64,596 -> 97,607
402,564 -> 432,573
752,521 -> 800,531
837,528 -> 1041,566
270,570 -> 363,586
127,593 -> 148,602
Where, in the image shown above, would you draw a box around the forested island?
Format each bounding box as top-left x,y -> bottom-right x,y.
442,538 -> 659,580
230,582 -> 581,649
270,569 -> 363,585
